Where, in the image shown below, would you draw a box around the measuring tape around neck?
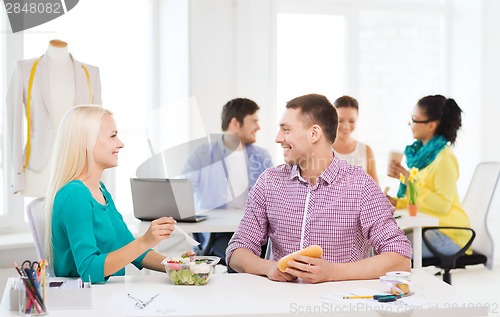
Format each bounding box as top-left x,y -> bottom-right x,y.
24,58 -> 92,170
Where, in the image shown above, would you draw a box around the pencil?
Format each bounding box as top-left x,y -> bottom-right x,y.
23,267 -> 46,312
40,260 -> 47,301
343,295 -> 374,299
13,262 -> 24,277
19,274 -> 42,313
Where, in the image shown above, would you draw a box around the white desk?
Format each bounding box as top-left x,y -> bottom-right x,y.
0,269 -> 488,316
127,208 -> 438,269
394,210 -> 439,268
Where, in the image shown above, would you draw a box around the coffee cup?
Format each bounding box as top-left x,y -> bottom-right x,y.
387,151 -> 403,177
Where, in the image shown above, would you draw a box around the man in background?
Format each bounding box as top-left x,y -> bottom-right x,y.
183,98 -> 273,266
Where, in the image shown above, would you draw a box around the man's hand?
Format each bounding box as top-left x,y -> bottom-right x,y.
283,254 -> 334,283
266,261 -> 297,282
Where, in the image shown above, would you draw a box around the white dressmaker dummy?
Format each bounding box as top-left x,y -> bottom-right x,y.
23,40 -> 76,197
6,38 -> 103,197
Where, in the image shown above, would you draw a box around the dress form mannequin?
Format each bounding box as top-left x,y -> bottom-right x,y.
23,40 -> 75,197
6,39 -> 102,196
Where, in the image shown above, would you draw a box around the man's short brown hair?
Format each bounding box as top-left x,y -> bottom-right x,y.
221,98 -> 260,131
285,94 -> 338,143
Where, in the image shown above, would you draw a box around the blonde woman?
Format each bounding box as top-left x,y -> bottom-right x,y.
44,105 -> 182,283
332,96 -> 378,184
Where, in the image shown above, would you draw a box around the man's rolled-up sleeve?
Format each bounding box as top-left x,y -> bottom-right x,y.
226,171 -> 270,265
360,178 -> 413,259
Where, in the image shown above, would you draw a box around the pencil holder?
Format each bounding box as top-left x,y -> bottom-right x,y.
18,276 -> 47,316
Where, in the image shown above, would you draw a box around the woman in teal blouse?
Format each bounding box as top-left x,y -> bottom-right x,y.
44,105 -> 179,283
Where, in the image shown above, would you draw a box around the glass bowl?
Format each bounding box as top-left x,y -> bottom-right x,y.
161,256 -> 220,285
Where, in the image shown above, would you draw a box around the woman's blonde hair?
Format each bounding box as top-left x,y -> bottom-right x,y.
44,105 -> 112,264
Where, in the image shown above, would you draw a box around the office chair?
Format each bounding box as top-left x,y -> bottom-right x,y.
26,197 -> 46,260
26,197 -> 56,277
422,162 -> 500,284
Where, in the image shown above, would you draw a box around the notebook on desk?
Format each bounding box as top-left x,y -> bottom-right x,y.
130,178 -> 207,222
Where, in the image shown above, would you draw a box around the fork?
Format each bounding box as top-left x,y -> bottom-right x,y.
173,224 -> 200,246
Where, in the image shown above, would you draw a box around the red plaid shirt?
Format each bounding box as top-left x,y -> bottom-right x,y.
226,156 -> 412,264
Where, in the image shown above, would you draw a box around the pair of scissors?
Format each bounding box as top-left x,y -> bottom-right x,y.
22,260 -> 40,276
373,294 -> 403,302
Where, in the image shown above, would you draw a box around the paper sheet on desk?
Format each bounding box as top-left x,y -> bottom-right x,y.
320,288 -> 432,311
106,291 -> 193,316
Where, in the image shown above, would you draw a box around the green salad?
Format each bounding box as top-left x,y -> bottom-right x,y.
168,269 -> 210,285
162,256 -> 220,286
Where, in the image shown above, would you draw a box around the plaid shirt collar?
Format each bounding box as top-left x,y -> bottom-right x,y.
289,154 -> 341,186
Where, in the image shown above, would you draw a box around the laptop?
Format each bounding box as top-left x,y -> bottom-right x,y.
130,178 -> 207,222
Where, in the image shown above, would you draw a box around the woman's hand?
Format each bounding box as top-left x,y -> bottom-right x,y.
386,195 -> 397,207
388,161 -> 409,180
181,250 -> 196,258
141,217 -> 176,248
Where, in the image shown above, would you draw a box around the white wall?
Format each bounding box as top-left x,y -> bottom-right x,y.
189,0 -> 277,159
189,0 -> 235,136
150,0 -> 190,152
449,0 -> 500,265
234,0 -> 276,157
481,0 -> 500,266
482,0 -> 500,162
449,0 -> 482,195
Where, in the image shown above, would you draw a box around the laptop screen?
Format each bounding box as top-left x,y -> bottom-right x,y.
130,178 -> 197,221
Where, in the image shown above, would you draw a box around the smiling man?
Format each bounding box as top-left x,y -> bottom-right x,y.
227,93 -> 411,283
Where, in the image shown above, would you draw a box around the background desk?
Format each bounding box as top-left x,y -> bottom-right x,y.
0,269 -> 487,316
394,210 -> 439,268
126,209 -> 243,236
127,209 -> 438,269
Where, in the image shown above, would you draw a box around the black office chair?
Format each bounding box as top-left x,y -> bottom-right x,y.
422,162 -> 500,284
422,227 -> 482,284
